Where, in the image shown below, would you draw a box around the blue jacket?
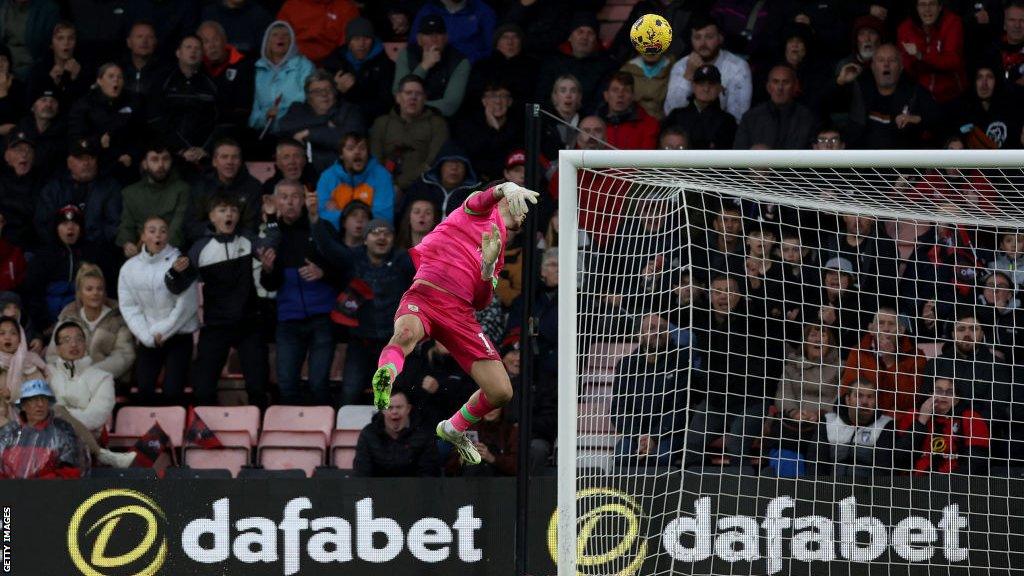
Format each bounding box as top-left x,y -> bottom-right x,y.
410,0 -> 496,63
258,214 -> 343,322
249,20 -> 315,131
315,157 -> 395,226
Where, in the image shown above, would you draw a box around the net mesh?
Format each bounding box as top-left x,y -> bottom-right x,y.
567,162 -> 1024,576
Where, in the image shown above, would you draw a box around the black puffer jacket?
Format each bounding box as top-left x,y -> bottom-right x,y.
353,413 -> 440,477
68,87 -> 144,169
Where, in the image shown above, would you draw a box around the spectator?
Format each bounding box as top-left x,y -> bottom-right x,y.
17,87 -> 65,175
68,62 -> 142,174
0,131 -> 41,249
821,378 -> 903,478
598,71 -> 659,150
0,316 -> 47,426
336,200 -> 370,249
0,44 -> 26,135
664,16 -> 752,122
897,374 -> 990,475
734,65 -> 818,150
0,211 -> 24,291
68,0 -> 132,65
277,70 -> 365,173
48,263 -> 134,383
539,74 -> 582,160
776,324 -> 841,423
620,41 -> 674,121
820,213 -> 899,296
119,21 -> 166,102
897,0 -> 966,105
249,20 -> 315,133
0,379 -> 86,479
198,20 -> 256,132
465,23 -> 536,111
508,247 -> 558,382
834,15 -> 884,97
395,198 -> 439,251
35,139 -> 120,247
277,0 -> 358,64
116,144 -> 190,256
812,125 -> 846,149
662,64 -> 737,150
991,231 -> 1024,287
370,75 -> 449,190
534,12 -> 617,114
999,1 -> 1024,85
201,0 -> 273,55
0,292 -> 42,354
448,406 -> 517,476
658,125 -> 688,150
24,205 -> 107,330
455,80 -> 523,182
309,201 -> 414,405
976,270 -> 1022,365
404,141 -> 480,220
847,43 -> 938,148
695,199 -> 745,276
187,138 -> 263,243
189,194 -> 267,408
47,318 -> 134,468
124,0 -> 201,62
27,21 -> 90,112
392,14 -> 470,118
502,149 -> 527,186
117,216 -> 198,406
258,180 -> 343,405
260,137 -> 318,197
411,0 -> 495,64
955,63 -> 1020,149
315,132 -> 394,226
353,389 -> 441,477
151,35 -> 219,163
776,23 -> 832,115
808,256 -> 874,354
0,0 -> 59,79
499,0 -> 572,58
843,305 -> 928,419
321,17 -> 396,124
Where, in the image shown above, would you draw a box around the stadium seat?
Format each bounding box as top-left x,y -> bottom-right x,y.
257,406 -> 334,477
183,406 -> 261,477
577,434 -> 619,473
165,466 -> 232,480
578,400 -> 614,434
330,405 -> 376,468
107,406 -> 187,449
237,467 -> 306,479
312,467 -> 352,479
245,161 -> 275,183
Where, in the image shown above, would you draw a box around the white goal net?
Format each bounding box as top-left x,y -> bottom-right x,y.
556,150 -> 1024,576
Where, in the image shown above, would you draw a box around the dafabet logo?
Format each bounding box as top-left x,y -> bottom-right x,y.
67,489 -> 168,576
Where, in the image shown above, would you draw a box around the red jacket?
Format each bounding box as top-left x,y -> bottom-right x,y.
548,166 -> 631,249
603,105 -> 660,150
897,11 -> 966,103
278,0 -> 359,64
842,332 -> 928,419
896,405 -> 990,474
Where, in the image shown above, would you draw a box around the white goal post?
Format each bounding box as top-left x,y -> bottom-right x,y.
556,149 -> 1024,576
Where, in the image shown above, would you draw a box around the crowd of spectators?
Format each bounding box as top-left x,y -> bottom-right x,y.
0,0 -> 1023,479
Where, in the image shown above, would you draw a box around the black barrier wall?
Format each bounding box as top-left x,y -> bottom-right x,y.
1,474 -> 1022,576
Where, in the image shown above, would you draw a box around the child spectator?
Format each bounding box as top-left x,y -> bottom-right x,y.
0,316 -> 48,427
338,200 -> 370,249
991,231 -> 1024,287
117,216 -> 199,406
189,194 -> 267,408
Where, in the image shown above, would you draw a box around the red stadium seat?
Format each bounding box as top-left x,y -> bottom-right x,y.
108,406 -> 187,449
183,406 -> 261,477
258,406 -> 334,477
330,405 -> 376,468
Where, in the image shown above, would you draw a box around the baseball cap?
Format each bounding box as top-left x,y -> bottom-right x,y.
504,149 -> 526,170
5,131 -> 33,149
57,204 -> 84,226
693,65 -> 722,84
420,14 -> 446,35
17,379 -> 55,406
824,256 -> 854,274
68,138 -> 97,158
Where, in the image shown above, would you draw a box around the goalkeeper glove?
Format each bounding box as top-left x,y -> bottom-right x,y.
481,224 -> 501,280
494,182 -> 540,220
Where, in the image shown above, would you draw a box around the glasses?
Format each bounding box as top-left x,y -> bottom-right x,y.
58,335 -> 86,345
816,137 -> 841,144
661,145 -> 687,150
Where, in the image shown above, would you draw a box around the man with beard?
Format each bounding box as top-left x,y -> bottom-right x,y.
976,270 -> 1023,364
847,43 -> 938,148
187,138 -> 263,242
116,143 -> 190,256
664,16 -> 752,122
0,131 -> 43,249
16,88 -> 66,175
315,132 -> 393,227
822,379 -> 904,477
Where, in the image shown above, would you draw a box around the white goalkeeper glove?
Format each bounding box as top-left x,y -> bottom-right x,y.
494,182 -> 540,220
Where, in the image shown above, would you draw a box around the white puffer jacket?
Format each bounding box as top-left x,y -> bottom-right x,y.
49,355 -> 115,434
117,244 -> 199,348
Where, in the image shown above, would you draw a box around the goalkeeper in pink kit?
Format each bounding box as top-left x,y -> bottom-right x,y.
372,182 -> 539,464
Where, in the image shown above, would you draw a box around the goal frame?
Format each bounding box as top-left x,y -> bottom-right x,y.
555,148 -> 1024,576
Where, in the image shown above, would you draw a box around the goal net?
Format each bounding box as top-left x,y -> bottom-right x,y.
555,149 -> 1024,576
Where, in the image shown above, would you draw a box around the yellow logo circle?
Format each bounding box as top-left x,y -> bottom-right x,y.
67,489 -> 168,576
547,487 -> 649,576
931,436 -> 948,453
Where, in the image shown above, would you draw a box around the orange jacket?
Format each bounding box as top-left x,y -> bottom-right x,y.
278,0 -> 359,63
842,332 -> 927,419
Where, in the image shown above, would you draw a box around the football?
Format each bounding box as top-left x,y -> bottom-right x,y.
630,14 -> 672,56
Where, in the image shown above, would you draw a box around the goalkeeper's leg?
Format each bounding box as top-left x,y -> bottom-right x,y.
372,313 -> 425,410
437,359 -> 513,466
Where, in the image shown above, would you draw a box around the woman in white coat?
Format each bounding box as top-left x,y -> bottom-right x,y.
117,217 -> 198,405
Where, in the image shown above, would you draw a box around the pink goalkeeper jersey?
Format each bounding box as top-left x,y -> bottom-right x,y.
409,187 -> 507,310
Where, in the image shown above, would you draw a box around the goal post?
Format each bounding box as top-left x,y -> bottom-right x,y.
556,149 -> 1024,576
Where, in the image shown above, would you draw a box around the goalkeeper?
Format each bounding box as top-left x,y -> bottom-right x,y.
371,182 -> 539,465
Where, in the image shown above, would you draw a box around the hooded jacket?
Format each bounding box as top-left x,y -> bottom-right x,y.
117,243 -> 199,347
315,156 -> 394,226
249,20 -> 315,131
322,37 -> 396,121
276,99 -> 366,173
369,106 -> 449,190
116,171 -> 191,249
410,0 -> 496,63
403,141 -> 481,219
277,0 -> 359,64
51,299 -> 134,382
47,319 -> 114,434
